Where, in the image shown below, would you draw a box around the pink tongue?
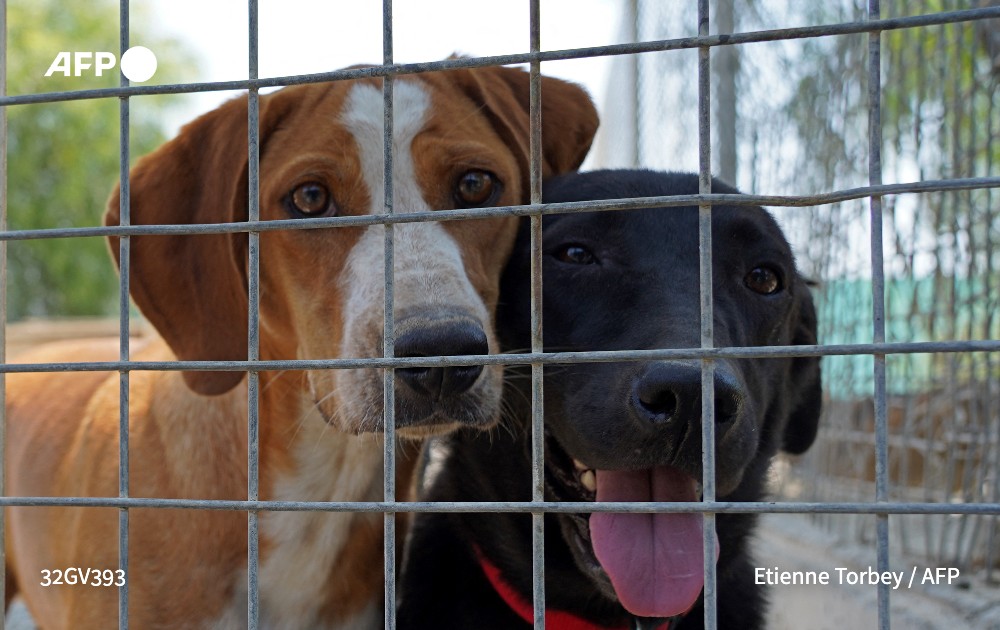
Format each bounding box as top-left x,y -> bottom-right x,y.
589,467 -> 715,618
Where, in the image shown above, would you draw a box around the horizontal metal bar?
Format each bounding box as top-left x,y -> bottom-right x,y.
4,340 -> 999,375
1,496 -> 998,516
1,6 -> 997,108
2,177 -> 998,243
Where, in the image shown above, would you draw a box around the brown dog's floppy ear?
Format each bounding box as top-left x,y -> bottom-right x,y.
106,93 -> 288,395
447,65 -> 599,199
781,279 -> 823,454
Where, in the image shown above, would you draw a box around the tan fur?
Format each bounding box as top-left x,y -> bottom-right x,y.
5,65 -> 598,628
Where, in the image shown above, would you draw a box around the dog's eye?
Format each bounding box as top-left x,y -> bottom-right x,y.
289,182 -> 335,217
744,266 -> 782,295
554,244 -> 597,265
455,170 -> 499,208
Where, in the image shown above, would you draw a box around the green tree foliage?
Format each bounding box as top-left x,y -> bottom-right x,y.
782,1 -> 998,248
779,0 -> 999,389
6,0 -> 196,320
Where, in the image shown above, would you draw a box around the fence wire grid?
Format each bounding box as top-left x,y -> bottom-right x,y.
2,2 -> 1000,630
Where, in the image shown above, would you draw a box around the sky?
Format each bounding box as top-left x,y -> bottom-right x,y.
144,0 -> 625,145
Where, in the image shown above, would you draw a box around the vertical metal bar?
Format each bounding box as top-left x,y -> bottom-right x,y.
715,0 -> 737,185
529,1 -> 544,628
951,13 -> 978,575
117,2 -> 131,628
697,2 -> 717,629
984,52 -> 998,583
246,0 -> 261,627
0,1 -> 7,625
941,7 -> 966,570
382,1 -> 396,628
867,2 -> 891,629
987,351 -> 1000,580
624,0 -> 639,168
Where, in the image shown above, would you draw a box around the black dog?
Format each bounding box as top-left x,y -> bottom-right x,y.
398,170 -> 821,629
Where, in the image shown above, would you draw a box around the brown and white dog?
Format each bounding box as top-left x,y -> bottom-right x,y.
5,65 -> 598,629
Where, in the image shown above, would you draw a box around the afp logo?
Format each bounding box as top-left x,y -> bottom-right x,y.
45,46 -> 157,82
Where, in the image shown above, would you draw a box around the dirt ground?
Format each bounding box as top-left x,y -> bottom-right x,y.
760,513 -> 1000,630
6,318 -> 146,359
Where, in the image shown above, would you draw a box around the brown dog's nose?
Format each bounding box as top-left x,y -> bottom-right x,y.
632,362 -> 744,428
395,321 -> 489,400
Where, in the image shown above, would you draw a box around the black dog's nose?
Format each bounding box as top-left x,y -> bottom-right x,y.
395,321 -> 489,400
632,361 -> 744,426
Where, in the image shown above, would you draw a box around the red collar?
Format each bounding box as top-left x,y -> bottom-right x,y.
476,547 -> 677,630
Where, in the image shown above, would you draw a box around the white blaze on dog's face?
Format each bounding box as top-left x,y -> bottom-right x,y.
331,81 -> 494,435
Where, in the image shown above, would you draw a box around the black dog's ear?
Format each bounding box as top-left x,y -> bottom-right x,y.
781,280 -> 822,455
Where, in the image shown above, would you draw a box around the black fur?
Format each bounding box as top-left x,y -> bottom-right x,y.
399,170 -> 822,629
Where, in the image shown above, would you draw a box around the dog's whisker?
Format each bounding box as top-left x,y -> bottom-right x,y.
259,369 -> 293,394
288,380 -> 359,452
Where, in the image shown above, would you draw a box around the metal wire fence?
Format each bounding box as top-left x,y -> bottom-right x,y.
1,2 -> 1000,630
759,0 -> 1000,592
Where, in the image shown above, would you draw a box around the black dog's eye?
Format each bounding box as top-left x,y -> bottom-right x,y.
455,170 -> 500,207
554,244 -> 597,265
744,266 -> 782,295
288,182 -> 336,217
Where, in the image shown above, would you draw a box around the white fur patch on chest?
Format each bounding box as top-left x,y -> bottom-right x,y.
338,81 -> 485,336
341,80 -> 430,216
213,404 -> 385,630
262,439 -> 383,626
